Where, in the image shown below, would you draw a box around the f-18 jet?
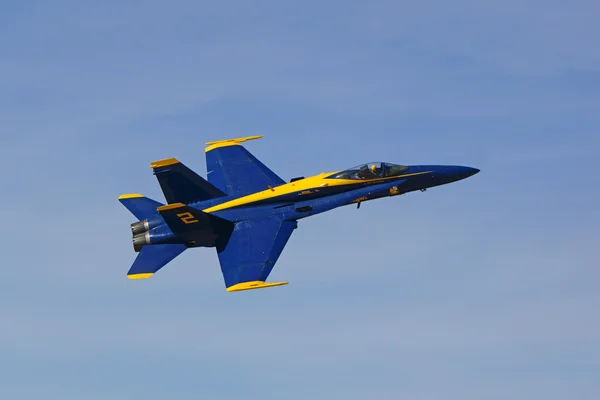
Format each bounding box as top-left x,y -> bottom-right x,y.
118,136 -> 479,292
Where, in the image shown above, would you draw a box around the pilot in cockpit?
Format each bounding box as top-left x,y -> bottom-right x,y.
358,164 -> 382,179
370,164 -> 383,177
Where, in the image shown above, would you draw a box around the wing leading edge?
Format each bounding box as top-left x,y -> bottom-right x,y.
205,136 -> 286,197
217,216 -> 297,292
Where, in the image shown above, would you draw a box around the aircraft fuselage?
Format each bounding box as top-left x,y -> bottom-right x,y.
136,164 -> 479,248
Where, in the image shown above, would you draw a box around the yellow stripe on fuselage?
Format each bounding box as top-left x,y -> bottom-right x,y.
202,172 -> 337,213
201,171 -> 431,213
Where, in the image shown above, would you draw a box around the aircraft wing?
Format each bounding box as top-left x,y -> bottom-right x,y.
217,216 -> 297,292
205,136 -> 286,197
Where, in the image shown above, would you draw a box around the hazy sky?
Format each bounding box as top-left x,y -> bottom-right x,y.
1,1 -> 599,399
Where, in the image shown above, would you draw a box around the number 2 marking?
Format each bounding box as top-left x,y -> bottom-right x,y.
177,212 -> 198,224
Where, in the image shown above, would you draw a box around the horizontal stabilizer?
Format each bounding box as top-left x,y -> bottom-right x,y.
151,158 -> 226,204
118,194 -> 163,220
127,243 -> 187,279
157,203 -> 234,247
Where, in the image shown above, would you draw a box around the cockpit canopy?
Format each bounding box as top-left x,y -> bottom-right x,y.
326,162 -> 409,180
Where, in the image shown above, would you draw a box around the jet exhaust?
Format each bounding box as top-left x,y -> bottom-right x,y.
131,220 -> 149,235
132,231 -> 150,252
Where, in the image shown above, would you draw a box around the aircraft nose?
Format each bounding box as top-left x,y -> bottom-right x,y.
458,166 -> 480,179
436,165 -> 480,184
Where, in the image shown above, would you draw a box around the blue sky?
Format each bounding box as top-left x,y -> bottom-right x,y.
1,0 -> 599,398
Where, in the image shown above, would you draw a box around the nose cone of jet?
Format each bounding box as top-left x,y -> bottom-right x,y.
456,166 -> 480,180
429,165 -> 480,185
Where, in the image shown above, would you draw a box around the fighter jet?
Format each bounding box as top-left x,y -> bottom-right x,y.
118,136 -> 479,292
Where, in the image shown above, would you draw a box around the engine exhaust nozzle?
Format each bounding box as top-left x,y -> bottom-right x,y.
131,220 -> 150,235
132,231 -> 150,252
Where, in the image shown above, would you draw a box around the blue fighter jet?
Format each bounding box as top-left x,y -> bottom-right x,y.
119,136 -> 479,292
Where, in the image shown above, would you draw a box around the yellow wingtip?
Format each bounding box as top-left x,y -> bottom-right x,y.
205,135 -> 263,152
118,193 -> 144,200
225,280 -> 288,292
127,273 -> 154,280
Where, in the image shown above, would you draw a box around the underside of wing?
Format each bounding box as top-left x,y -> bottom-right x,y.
205,136 -> 286,197
216,216 -> 297,292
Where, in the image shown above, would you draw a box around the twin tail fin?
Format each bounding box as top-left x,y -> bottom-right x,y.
151,157 -> 227,204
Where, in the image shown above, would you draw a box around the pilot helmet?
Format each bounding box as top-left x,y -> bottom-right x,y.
370,164 -> 377,172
